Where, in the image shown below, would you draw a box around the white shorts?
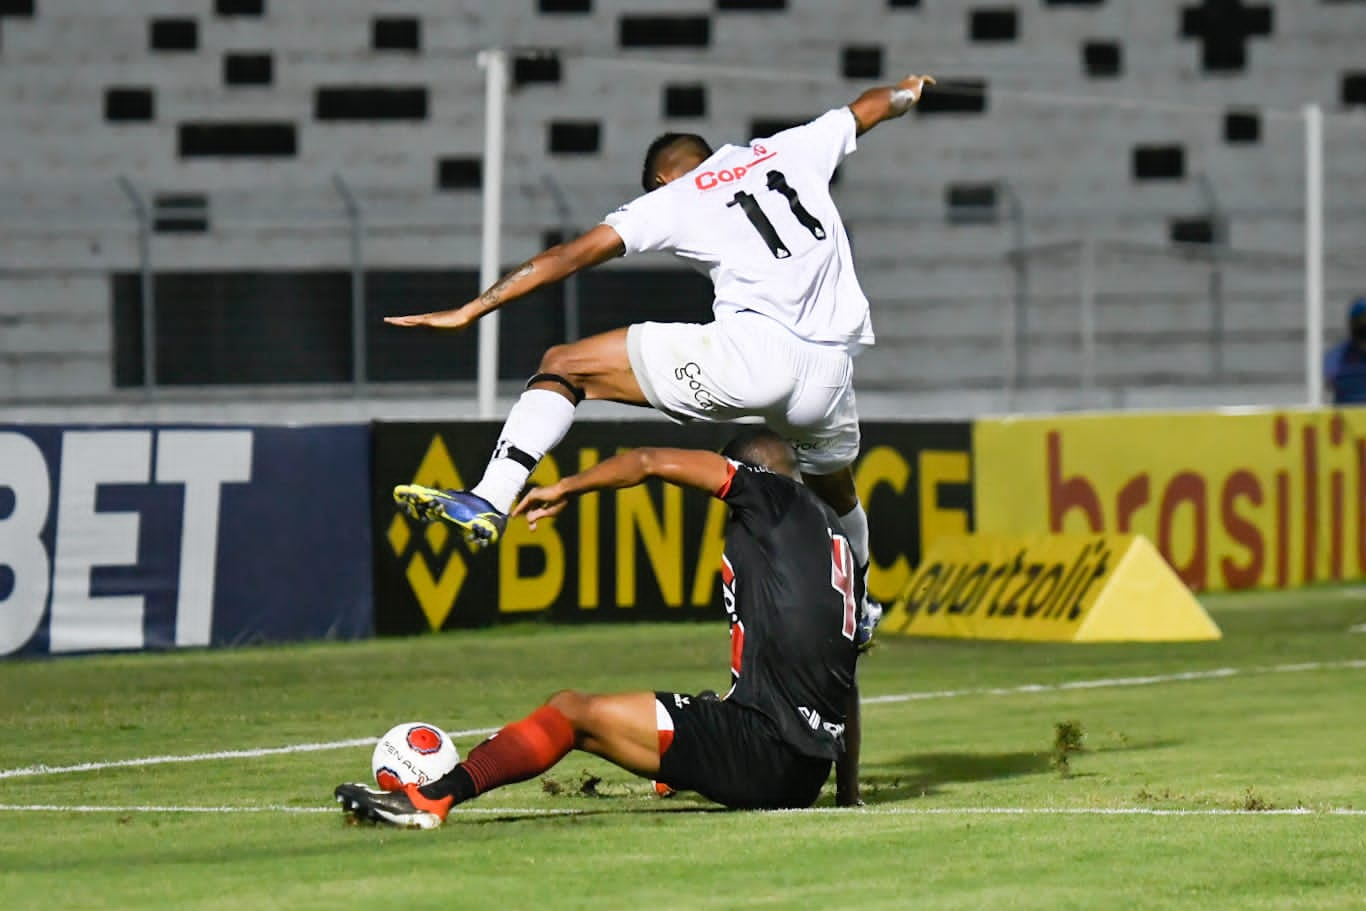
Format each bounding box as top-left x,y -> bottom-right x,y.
626,311 -> 860,475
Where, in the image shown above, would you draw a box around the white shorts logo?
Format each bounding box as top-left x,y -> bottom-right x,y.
674,362 -> 719,409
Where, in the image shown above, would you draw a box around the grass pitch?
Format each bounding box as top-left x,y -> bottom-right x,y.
2,587 -> 1364,910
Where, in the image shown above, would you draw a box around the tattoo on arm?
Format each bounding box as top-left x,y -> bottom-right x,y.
478,260 -> 535,311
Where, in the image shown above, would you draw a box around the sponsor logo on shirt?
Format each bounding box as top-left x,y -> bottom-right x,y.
694,144 -> 779,192
789,438 -> 831,452
675,361 -> 720,409
798,705 -> 846,740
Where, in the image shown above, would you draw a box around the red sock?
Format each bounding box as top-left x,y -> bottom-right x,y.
460,705 -> 575,795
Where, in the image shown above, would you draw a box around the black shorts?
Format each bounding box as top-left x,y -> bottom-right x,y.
654,691 -> 832,810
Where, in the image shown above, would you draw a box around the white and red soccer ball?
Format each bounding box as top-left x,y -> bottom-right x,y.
371,722 -> 460,791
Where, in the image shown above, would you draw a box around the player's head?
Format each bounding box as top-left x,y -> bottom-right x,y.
1350,297 -> 1366,345
641,133 -> 713,192
721,427 -> 799,480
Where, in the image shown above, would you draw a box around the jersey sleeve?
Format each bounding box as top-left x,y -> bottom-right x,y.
758,107 -> 859,182
715,459 -> 800,521
601,188 -> 679,256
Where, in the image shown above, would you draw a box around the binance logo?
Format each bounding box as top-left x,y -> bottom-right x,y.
387,434 -> 467,630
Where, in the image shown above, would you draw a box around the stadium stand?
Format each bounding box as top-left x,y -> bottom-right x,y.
0,0 -> 1363,406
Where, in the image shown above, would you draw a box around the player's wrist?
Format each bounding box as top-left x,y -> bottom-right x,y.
888,86 -> 917,115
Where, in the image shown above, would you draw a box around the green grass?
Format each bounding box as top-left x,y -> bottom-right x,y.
2,587 -> 1365,910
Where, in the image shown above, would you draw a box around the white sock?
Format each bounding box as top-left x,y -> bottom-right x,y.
837,502 -> 870,569
471,389 -> 577,513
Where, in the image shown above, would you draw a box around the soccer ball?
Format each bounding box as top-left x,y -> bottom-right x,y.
371,722 -> 460,791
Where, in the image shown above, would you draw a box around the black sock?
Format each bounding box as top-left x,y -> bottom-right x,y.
418,765 -> 477,803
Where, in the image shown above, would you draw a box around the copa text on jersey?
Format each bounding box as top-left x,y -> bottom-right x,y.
693,145 -> 778,191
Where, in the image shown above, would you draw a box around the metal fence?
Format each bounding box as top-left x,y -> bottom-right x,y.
2,57 -> 1365,411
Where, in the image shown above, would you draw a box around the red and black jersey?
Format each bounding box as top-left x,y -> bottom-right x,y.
714,459 -> 860,760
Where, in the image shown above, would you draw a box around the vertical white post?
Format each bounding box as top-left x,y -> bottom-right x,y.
332,174 -> 366,389
117,177 -> 156,391
477,49 -> 509,419
1079,236 -> 1097,398
1304,104 -> 1324,408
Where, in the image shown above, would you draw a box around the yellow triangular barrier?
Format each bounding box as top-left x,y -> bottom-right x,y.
882,534 -> 1220,642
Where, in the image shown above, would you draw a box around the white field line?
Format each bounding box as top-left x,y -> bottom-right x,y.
0,728 -> 498,782
3,658 -> 1364,783
861,659 -> 1366,706
0,803 -> 578,816
0,803 -> 1362,818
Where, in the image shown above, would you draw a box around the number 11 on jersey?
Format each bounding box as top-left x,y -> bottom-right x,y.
727,169 -> 827,260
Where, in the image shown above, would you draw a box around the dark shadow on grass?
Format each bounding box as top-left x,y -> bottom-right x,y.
859,739 -> 1180,803
355,738 -> 1186,824
858,750 -> 1050,802
461,804 -> 731,825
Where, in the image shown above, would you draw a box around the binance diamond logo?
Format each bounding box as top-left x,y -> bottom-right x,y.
388,435 -> 467,631
387,514 -> 410,555
425,521 -> 449,554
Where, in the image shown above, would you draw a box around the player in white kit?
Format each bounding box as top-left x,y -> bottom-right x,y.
388,73 -> 932,552
387,73 -> 932,805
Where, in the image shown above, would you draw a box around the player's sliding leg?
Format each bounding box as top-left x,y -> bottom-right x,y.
337,701 -> 578,828
335,691 -> 663,828
393,328 -> 648,548
420,691 -> 661,801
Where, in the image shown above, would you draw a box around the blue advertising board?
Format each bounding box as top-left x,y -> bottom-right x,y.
0,425 -> 372,657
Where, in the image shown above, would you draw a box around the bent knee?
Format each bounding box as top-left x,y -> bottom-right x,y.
546,689 -> 614,737
537,344 -> 581,383
545,689 -> 590,719
545,690 -> 622,745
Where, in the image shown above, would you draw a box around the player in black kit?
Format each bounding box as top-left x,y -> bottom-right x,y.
335,428 -> 862,828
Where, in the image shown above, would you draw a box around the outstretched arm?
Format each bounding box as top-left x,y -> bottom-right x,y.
385,223 -> 626,330
848,74 -> 936,136
514,448 -> 732,529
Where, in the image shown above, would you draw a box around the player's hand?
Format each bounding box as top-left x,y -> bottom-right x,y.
512,483 -> 571,530
890,74 -> 936,113
383,305 -> 478,330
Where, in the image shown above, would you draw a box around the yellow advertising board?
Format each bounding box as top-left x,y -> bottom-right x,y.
973,408 -> 1366,592
881,533 -> 1220,642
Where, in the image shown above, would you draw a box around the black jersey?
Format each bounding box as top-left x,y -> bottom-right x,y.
714,459 -> 860,760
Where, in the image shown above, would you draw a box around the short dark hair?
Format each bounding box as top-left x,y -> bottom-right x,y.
721,426 -> 796,475
641,132 -> 712,192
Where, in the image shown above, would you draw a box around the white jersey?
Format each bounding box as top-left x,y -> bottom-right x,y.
602,107 -> 874,350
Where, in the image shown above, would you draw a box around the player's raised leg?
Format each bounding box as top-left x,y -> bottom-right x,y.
393,328 -> 648,548
335,690 -> 662,828
802,466 -> 868,565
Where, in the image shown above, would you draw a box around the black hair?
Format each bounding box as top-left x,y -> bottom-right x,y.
721,426 -> 796,475
641,132 -> 713,192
